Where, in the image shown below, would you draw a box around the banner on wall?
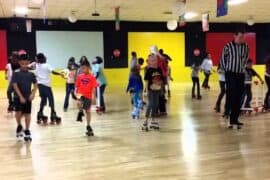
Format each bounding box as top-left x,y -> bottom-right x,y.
202,13 -> 209,32
217,0 -> 228,17
115,7 -> 120,31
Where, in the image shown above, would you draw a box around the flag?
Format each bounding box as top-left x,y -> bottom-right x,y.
179,14 -> 186,27
202,13 -> 209,32
217,0 -> 228,17
115,7 -> 120,31
43,0 -> 47,24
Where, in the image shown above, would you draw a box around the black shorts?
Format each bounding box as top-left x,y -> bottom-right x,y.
80,96 -> 92,111
14,98 -> 32,114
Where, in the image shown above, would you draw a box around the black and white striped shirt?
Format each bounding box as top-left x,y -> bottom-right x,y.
220,41 -> 249,73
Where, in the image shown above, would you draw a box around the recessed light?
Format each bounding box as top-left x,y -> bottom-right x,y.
14,6 -> 29,15
184,12 -> 198,20
228,0 -> 248,6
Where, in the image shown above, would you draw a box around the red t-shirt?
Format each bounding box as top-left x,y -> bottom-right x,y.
76,73 -> 99,99
157,56 -> 167,78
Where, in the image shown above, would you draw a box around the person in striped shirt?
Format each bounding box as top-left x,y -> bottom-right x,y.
220,30 -> 249,129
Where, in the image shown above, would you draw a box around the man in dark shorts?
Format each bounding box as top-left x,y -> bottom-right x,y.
12,52 -> 38,141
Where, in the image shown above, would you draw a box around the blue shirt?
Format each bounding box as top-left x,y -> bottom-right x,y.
92,64 -> 107,86
126,74 -> 143,93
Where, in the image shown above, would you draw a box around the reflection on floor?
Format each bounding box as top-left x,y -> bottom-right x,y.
0,83 -> 270,180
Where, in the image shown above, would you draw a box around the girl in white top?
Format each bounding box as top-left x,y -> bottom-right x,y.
29,53 -> 63,124
61,57 -> 78,111
201,53 -> 213,89
215,64 -> 229,115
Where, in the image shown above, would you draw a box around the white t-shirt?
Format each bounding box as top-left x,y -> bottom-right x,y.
31,62 -> 54,87
5,63 -> 13,82
201,58 -> 213,72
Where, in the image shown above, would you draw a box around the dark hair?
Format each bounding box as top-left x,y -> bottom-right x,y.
68,57 -> 75,63
95,56 -> 103,64
234,28 -> 246,35
81,59 -> 90,67
138,58 -> 144,65
36,53 -> 46,63
80,56 -> 88,65
131,51 -> 137,57
159,49 -> 164,54
18,53 -> 29,61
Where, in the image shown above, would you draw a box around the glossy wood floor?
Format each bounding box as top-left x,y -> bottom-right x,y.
1,83 -> 270,180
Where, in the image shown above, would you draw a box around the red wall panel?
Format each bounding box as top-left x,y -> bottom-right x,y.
0,30 -> 7,70
206,33 -> 256,65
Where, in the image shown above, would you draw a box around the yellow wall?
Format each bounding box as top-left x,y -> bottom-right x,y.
128,32 -> 186,83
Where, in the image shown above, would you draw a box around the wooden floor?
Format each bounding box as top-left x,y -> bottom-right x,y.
1,83 -> 270,180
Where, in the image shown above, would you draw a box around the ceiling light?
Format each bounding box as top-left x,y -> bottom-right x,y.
184,12 -> 198,20
228,0 -> 248,6
167,19 -> 178,31
68,12 -> 77,23
14,7 -> 29,15
247,17 -> 255,26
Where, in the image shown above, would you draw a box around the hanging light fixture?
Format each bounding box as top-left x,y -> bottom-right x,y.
167,19 -> 178,31
247,16 -> 255,26
68,11 -> 77,23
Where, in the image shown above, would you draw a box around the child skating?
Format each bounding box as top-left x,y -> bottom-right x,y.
62,57 -> 78,112
5,51 -> 20,112
30,53 -> 63,125
75,59 -> 98,136
191,61 -> 202,100
12,52 -> 38,142
126,67 -> 144,119
143,54 -> 164,131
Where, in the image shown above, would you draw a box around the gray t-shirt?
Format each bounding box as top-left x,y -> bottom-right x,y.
12,70 -> 37,99
191,64 -> 201,78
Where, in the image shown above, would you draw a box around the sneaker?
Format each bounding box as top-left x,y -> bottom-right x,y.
197,95 -> 202,100
142,121 -> 149,131
86,125 -> 94,136
63,108 -> 68,112
76,111 -> 84,122
192,95 -> 196,99
236,122 -> 244,126
16,124 -> 24,139
24,130 -> 32,142
150,121 -> 160,130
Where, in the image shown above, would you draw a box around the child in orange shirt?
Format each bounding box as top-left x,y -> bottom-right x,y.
75,59 -> 98,136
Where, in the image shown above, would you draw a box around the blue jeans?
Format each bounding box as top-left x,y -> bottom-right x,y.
64,83 -> 77,109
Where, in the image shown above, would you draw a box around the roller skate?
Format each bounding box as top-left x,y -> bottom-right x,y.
24,130 -> 32,142
132,107 -> 140,120
76,111 -> 84,122
96,106 -> 104,115
86,125 -> 94,136
37,112 -> 48,125
16,124 -> 24,140
141,120 -> 149,132
50,112 -> 61,125
150,120 -> 160,130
